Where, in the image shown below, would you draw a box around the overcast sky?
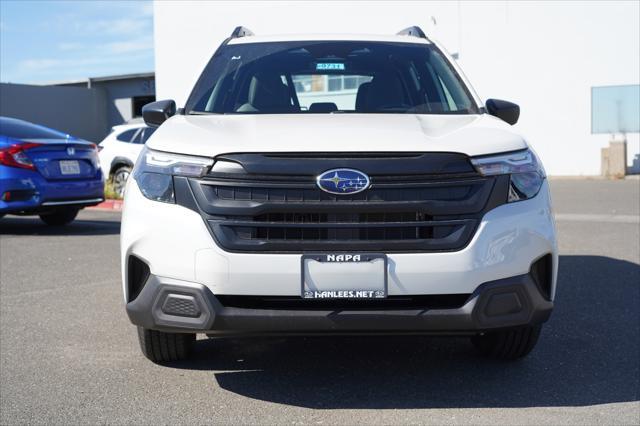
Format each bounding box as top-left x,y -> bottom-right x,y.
0,0 -> 154,84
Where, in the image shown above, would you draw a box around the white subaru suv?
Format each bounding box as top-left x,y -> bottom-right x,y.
121,26 -> 557,363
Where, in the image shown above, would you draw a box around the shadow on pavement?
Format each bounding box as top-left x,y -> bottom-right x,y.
169,255 -> 639,409
0,214 -> 120,236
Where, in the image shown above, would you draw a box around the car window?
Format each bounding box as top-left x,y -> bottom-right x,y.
116,129 -> 139,142
138,127 -> 156,144
438,76 -> 458,111
186,41 -> 478,115
0,117 -> 68,139
292,74 -> 373,110
130,130 -> 143,144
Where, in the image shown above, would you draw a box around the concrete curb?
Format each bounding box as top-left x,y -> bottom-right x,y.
88,199 -> 123,211
548,175 -> 640,180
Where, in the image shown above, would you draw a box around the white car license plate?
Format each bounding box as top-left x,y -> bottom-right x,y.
301,253 -> 387,299
59,160 -> 80,175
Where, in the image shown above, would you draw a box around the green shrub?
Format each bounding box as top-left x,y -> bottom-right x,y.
104,180 -> 123,200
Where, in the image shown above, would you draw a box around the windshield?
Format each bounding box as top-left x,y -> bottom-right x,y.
185,41 -> 479,115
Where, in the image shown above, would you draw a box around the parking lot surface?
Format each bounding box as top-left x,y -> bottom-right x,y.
1,179 -> 639,425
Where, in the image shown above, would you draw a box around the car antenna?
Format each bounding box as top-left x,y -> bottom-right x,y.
396,26 -> 430,41
230,26 -> 254,39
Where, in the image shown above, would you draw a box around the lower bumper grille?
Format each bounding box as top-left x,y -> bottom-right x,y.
212,215 -> 475,251
241,212 -> 459,241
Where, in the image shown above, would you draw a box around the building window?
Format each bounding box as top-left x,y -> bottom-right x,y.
343,76 -> 359,90
132,95 -> 156,118
328,75 -> 342,91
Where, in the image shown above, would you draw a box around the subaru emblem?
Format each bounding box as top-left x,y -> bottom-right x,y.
316,168 -> 370,195
66,147 -> 75,156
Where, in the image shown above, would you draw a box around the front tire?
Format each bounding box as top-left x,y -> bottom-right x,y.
471,325 -> 542,360
111,166 -> 132,198
137,327 -> 195,363
39,208 -> 79,226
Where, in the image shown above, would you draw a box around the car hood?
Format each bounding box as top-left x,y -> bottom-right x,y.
146,113 -> 527,158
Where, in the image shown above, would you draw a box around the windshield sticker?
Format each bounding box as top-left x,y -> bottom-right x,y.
316,63 -> 345,71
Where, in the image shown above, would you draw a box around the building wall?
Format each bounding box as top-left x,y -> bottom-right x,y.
0,76 -> 156,143
153,0 -> 640,176
58,76 -> 155,127
95,78 -> 155,125
0,82 -> 109,142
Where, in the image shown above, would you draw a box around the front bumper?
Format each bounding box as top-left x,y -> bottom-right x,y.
121,179 -> 558,299
126,271 -> 553,335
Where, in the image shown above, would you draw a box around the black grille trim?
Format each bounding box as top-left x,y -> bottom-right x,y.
174,152 -> 510,253
127,255 -> 150,303
531,253 -> 553,301
190,177 -> 494,217
215,152 -> 477,176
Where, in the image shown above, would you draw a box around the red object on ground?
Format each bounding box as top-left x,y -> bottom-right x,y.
88,199 -> 123,211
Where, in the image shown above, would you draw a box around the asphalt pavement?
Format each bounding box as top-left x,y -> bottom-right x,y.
0,179 -> 638,425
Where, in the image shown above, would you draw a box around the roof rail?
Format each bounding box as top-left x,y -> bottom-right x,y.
396,26 -> 427,39
230,26 -> 254,39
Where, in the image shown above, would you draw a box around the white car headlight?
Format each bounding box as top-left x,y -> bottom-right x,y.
133,146 -> 213,203
471,149 -> 545,202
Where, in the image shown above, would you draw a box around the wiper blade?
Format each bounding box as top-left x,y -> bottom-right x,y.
188,111 -> 219,115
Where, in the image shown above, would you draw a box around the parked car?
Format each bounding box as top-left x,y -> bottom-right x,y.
0,117 -> 104,225
121,26 -> 557,363
98,121 -> 156,197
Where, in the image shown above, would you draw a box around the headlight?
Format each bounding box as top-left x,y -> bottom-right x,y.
470,149 -> 545,202
133,147 -> 213,203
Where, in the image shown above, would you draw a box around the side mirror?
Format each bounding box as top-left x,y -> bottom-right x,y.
142,100 -> 176,127
486,99 -> 520,125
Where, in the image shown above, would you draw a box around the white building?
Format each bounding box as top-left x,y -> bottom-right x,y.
153,1 -> 640,176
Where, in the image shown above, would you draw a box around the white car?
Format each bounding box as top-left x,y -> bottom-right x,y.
98,122 -> 156,196
121,26 -> 558,363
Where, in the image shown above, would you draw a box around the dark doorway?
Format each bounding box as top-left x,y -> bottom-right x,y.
132,95 -> 156,118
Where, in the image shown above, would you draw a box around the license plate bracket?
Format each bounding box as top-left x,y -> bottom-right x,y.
301,253 -> 387,299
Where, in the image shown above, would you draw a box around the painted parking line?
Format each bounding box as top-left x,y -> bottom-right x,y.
555,213 -> 640,224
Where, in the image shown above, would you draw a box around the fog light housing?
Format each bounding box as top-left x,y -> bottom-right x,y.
1,190 -> 36,202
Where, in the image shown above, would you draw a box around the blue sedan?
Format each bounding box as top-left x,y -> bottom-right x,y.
0,117 -> 104,225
